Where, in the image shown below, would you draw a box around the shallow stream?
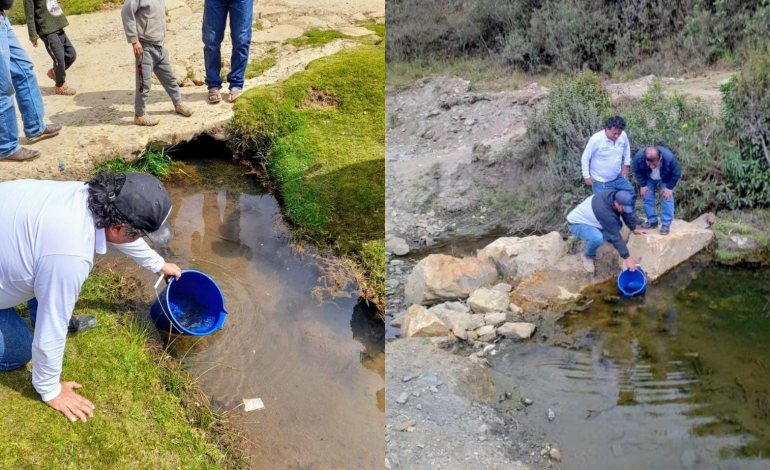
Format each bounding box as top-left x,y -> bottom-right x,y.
491,262 -> 770,469
139,149 -> 384,469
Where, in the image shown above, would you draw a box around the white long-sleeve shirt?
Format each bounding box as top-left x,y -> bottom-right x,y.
581,130 -> 631,182
0,180 -> 165,401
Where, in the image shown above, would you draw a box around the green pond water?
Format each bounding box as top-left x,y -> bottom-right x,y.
490,262 -> 770,469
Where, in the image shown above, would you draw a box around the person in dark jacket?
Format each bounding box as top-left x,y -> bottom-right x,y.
24,0 -> 77,95
633,145 -> 680,235
567,190 -> 646,274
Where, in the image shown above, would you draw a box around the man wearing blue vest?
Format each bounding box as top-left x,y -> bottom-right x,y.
633,145 -> 681,235
581,116 -> 634,194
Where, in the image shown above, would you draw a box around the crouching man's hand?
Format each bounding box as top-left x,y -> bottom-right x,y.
45,381 -> 94,423
158,262 -> 182,284
625,257 -> 637,272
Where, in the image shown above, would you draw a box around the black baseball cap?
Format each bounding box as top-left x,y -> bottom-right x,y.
112,173 -> 173,247
614,190 -> 636,214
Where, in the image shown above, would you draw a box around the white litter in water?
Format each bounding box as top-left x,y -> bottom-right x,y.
243,398 -> 265,412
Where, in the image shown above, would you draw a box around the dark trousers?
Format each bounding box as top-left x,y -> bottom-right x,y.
41,29 -> 76,86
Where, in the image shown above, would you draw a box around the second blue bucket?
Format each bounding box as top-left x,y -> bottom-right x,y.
617,267 -> 647,296
150,270 -> 228,336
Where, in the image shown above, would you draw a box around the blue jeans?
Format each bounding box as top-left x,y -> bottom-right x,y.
0,298 -> 37,370
202,0 -> 253,90
0,13 -> 46,158
569,224 -> 609,258
592,175 -> 634,194
643,180 -> 674,226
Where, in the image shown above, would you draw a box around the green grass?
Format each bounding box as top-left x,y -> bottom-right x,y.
94,148 -> 187,180
6,0 -> 120,24
253,19 -> 264,30
0,268 -> 244,469
244,55 -> 277,79
230,44 -> 385,310
361,21 -> 385,39
284,29 -> 350,48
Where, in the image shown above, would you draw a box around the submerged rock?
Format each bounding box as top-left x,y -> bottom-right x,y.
405,254 -> 498,305
385,236 -> 410,256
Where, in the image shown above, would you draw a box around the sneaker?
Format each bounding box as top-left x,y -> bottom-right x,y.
68,315 -> 97,333
54,84 -> 77,96
641,220 -> 659,229
0,147 -> 41,162
581,255 -> 596,274
134,114 -> 160,126
174,103 -> 194,117
660,225 -> 670,235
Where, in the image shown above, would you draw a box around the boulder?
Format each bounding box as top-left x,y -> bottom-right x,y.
477,232 -> 566,278
475,325 -> 497,342
443,301 -> 470,313
401,305 -> 449,337
452,325 -> 468,341
484,312 -> 506,326
405,254 -> 499,305
429,306 -> 484,331
385,236 -> 410,256
498,322 -> 536,339
690,213 -> 717,230
491,283 -> 513,293
625,220 -> 714,281
467,287 -> 510,313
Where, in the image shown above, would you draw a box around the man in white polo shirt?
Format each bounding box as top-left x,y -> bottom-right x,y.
581,116 -> 635,194
0,171 -> 181,423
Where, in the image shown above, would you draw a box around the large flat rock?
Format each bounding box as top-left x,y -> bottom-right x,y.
626,220 -> 714,280
404,254 -> 499,305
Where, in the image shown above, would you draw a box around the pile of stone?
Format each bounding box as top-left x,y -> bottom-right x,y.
392,284 -> 536,344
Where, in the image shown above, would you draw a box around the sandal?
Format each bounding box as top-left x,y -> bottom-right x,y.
175,103 -> 194,117
208,88 -> 221,104
228,87 -> 243,103
134,114 -> 160,126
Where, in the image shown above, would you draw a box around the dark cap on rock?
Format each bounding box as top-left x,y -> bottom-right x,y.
112,173 -> 173,247
614,190 -> 636,214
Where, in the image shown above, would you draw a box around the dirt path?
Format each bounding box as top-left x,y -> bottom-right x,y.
0,0 -> 383,182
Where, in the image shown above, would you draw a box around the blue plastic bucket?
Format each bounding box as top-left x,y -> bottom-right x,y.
617,267 -> 647,296
150,270 -> 228,336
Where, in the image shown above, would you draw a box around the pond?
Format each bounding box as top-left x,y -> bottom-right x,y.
132,143 -> 384,469
490,261 -> 770,469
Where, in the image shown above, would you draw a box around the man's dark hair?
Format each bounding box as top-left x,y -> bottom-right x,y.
605,116 -> 626,131
86,171 -> 142,237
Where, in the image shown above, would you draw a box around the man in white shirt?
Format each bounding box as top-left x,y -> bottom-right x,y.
581,116 -> 635,194
0,171 -> 181,423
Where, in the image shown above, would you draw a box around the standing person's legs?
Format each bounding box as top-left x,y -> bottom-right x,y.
135,43 -> 154,117
6,18 -> 45,139
661,188 -> 674,227
41,31 -> 66,86
643,181 -> 659,224
60,31 -> 76,71
203,0 -> 228,91
226,0 -> 253,91
0,15 -> 21,158
0,307 -> 33,371
153,45 -> 182,107
592,180 -> 608,194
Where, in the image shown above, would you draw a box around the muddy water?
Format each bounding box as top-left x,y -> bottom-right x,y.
490,262 -> 770,469
150,157 -> 384,469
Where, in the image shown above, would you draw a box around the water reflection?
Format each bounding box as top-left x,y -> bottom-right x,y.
491,263 -> 770,470
151,158 -> 384,470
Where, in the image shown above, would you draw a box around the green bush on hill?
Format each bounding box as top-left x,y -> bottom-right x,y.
387,0 -> 770,75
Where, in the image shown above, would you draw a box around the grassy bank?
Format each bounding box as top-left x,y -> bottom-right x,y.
6,0 -> 120,24
0,267 -> 244,468
230,42 -> 385,312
